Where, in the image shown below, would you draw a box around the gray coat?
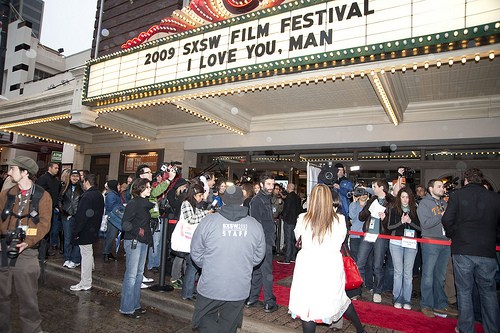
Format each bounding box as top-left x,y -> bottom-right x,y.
190,205 -> 266,301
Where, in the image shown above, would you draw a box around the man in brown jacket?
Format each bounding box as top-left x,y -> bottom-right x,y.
0,156 -> 52,333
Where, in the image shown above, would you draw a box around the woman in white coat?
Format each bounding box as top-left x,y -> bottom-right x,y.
288,184 -> 366,333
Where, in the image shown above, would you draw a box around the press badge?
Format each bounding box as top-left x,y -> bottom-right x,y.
26,228 -> 37,236
364,233 -> 378,243
404,229 -> 415,238
402,237 -> 417,249
369,217 -> 376,230
153,202 -> 159,213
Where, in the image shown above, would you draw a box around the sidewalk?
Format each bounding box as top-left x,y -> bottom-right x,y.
44,239 -> 402,333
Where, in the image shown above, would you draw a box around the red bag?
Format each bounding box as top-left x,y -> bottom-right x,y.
342,245 -> 363,290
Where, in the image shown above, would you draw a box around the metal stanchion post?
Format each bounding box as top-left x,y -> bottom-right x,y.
149,219 -> 174,292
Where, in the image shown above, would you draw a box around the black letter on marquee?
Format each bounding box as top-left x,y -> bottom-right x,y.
347,2 -> 362,20
335,5 -> 347,21
320,29 -> 333,45
365,0 -> 374,15
289,35 -> 303,50
257,23 -> 270,38
281,17 -> 291,33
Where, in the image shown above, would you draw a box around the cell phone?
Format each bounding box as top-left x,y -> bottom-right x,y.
131,239 -> 138,249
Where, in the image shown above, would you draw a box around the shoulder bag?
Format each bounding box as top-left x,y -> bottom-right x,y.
170,213 -> 198,253
342,244 -> 363,290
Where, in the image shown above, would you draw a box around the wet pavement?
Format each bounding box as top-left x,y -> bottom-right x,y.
25,239 -> 410,333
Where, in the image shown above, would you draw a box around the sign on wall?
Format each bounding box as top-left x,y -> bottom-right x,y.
85,0 -> 500,101
123,154 -> 158,173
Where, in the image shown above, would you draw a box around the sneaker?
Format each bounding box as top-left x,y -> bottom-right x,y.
434,307 -> 458,317
66,262 -> 77,269
63,260 -> 71,267
141,283 -> 149,289
403,304 -> 412,310
394,303 -> 402,309
455,327 -> 459,333
421,307 -> 436,318
142,276 -> 154,283
171,279 -> 183,289
277,259 -> 290,264
70,284 -> 91,291
74,262 -> 81,267
373,293 -> 382,303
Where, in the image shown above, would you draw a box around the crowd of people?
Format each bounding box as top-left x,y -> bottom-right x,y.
0,157 -> 498,333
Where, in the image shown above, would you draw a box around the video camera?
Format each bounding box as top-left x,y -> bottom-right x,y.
5,227 -> 26,259
347,186 -> 369,198
318,164 -> 339,186
160,161 -> 182,174
398,166 -> 416,179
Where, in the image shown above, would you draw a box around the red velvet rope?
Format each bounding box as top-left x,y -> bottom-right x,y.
349,231 -> 500,251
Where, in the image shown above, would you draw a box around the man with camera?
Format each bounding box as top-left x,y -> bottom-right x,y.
129,164 -> 176,274
0,156 -> 52,332
333,163 -> 353,217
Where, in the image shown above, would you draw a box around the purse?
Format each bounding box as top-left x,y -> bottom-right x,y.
170,213 -> 198,253
342,244 -> 363,290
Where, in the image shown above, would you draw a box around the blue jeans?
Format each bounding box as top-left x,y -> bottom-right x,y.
356,237 -> 388,294
147,218 -> 164,270
390,241 -> 417,305
350,237 -> 374,290
420,242 -> 450,309
51,212 -> 61,247
62,217 -> 80,263
453,254 -> 499,333
120,240 -> 148,314
283,223 -> 297,262
383,249 -> 394,292
182,254 -> 198,299
103,223 -> 119,255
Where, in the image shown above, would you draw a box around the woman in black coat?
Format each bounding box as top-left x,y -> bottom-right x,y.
119,178 -> 153,318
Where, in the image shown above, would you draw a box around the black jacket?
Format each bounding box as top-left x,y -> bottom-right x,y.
59,184 -> 83,217
36,172 -> 61,208
249,189 -> 275,246
282,191 -> 302,224
359,194 -> 395,235
442,183 -> 500,258
72,186 -> 105,245
387,207 -> 421,237
122,196 -> 154,245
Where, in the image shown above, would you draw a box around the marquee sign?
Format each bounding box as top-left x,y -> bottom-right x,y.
84,0 -> 500,104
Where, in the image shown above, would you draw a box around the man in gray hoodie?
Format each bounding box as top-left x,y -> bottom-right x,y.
190,185 -> 266,333
417,179 -> 457,318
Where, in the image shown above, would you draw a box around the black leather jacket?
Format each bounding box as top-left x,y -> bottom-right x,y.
59,185 -> 83,217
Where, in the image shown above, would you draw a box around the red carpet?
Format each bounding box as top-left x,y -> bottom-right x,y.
258,260 -> 485,333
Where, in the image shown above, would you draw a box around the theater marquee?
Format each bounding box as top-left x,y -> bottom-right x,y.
84,0 -> 500,104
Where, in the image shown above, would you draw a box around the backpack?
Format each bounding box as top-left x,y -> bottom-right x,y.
107,205 -> 125,231
1,185 -> 45,225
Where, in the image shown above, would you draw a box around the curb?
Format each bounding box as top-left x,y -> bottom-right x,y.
45,261 -> 295,332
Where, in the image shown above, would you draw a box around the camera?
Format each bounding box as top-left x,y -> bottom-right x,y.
398,166 -> 416,179
5,227 -> 26,259
318,164 -> 339,186
347,187 -> 369,198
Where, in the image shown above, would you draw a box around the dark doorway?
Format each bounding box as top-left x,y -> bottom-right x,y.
90,155 -> 110,191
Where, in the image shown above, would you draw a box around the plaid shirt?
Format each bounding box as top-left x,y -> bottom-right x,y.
180,200 -> 209,224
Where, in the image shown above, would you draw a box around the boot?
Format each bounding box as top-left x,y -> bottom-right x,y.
108,252 -> 116,260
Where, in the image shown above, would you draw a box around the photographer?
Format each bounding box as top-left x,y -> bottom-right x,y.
0,157 -> 52,332
332,163 -> 353,217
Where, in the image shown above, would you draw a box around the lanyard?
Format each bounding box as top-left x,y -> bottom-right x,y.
17,186 -> 33,217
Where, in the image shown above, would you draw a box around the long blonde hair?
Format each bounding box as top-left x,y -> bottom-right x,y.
303,184 -> 339,244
